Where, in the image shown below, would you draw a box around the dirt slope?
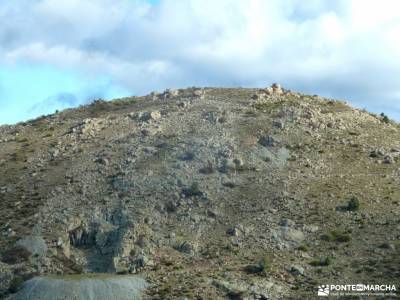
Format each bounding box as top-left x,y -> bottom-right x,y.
0,85 -> 399,299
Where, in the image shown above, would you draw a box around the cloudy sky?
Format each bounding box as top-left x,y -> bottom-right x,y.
1,0 -> 400,124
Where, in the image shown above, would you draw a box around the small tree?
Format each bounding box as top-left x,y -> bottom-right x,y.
380,113 -> 390,124
258,255 -> 272,273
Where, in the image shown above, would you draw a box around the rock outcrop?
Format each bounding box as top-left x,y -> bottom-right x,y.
9,275 -> 147,300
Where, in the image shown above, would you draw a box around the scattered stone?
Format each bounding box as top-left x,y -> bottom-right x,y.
143,147 -> 158,155
227,224 -> 249,237
139,111 -> 161,122
140,128 -> 157,136
150,111 -> 161,120
265,87 -> 273,95
55,237 -> 63,248
227,227 -> 240,237
49,148 -> 60,159
233,158 -> 244,167
379,242 -> 395,250
290,265 -> 305,276
95,157 -> 109,166
176,101 -> 188,108
383,156 -> 394,164
276,227 -> 305,245
149,91 -> 158,100
192,89 -> 203,97
2,227 -> 16,237
130,254 -> 152,273
222,180 -> 236,188
271,83 -> 283,94
303,225 -> 319,233
370,149 -> 385,158
72,118 -> 104,137
213,278 -> 283,300
163,89 -> 179,98
207,209 -> 219,218
202,111 -> 227,124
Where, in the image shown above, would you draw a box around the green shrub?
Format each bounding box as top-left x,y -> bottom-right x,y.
244,254 -> 273,274
9,276 -> 24,293
333,232 -> 351,243
310,257 -> 332,267
380,113 -> 390,124
258,255 -> 272,273
182,182 -> 202,197
297,244 -> 309,252
347,197 -> 360,211
321,230 -> 351,243
172,239 -> 194,255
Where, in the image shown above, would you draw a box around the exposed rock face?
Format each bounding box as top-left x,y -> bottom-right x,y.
0,85 -> 399,299
9,275 -> 147,300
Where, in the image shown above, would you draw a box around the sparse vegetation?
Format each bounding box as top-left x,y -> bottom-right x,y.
199,161 -> 214,174
8,276 -> 24,293
1,86 -> 399,299
172,239 -> 194,255
310,257 -> 332,267
347,196 -> 360,211
297,244 -> 309,252
258,255 -> 272,273
245,254 -> 273,274
1,246 -> 31,264
380,113 -> 390,124
321,229 -> 352,243
182,182 -> 202,197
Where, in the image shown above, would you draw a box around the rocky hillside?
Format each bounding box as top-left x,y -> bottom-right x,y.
0,85 -> 399,299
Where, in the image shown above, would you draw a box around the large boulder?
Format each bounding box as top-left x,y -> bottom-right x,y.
9,275 -> 147,300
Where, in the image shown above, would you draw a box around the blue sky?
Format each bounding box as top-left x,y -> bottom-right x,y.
1,0 -> 400,124
0,64 -> 129,123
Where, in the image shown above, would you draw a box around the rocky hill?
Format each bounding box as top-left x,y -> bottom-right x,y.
0,85 -> 399,299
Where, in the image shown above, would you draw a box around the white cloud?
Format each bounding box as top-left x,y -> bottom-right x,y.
1,0 -> 400,119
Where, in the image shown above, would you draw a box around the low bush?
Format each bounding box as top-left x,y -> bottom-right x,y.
8,276 -> 24,293
321,230 -> 351,243
310,257 -> 332,267
347,197 -> 360,211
